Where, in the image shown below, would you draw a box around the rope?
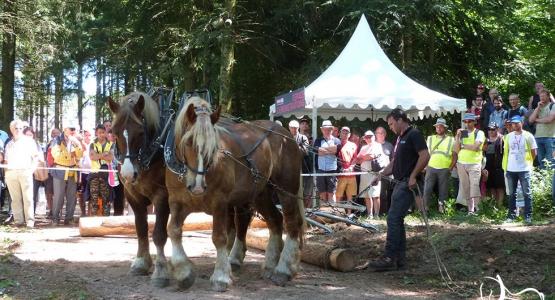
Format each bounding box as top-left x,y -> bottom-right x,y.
479,274 -> 545,300
0,164 -> 117,173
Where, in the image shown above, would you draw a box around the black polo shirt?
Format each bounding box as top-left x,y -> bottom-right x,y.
392,126 -> 427,180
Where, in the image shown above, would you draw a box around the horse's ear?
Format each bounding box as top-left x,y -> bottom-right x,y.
185,103 -> 197,124
107,97 -> 119,113
134,95 -> 145,116
210,106 -> 221,124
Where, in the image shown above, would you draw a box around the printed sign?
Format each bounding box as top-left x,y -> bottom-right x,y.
275,88 -> 305,114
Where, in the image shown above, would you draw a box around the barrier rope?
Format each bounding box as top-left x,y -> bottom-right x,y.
0,164 -> 117,173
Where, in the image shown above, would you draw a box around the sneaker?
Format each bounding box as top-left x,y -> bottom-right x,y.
504,218 -> 515,223
3,215 -> 14,224
438,203 -> 445,214
369,256 -> 398,272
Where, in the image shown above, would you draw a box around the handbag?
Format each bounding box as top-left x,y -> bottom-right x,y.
34,161 -> 49,182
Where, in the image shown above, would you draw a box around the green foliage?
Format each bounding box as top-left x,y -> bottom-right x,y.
531,165 -> 555,218
477,197 -> 507,223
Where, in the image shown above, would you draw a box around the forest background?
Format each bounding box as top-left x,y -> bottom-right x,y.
0,0 -> 553,141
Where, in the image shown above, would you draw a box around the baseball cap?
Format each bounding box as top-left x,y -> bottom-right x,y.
510,116 -> 523,123
463,113 -> 476,121
340,126 -> 350,132
487,122 -> 498,129
364,130 -> 374,137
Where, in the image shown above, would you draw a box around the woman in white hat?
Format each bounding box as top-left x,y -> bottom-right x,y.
356,130 -> 385,219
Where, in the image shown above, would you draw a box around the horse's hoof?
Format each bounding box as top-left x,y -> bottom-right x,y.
151,277 -> 170,288
230,262 -> 241,272
262,268 -> 274,279
130,257 -> 152,276
176,271 -> 196,290
270,271 -> 291,286
210,280 -> 229,292
129,266 -> 150,276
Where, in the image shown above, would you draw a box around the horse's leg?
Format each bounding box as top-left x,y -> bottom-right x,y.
150,194 -> 170,287
225,206 -> 236,252
127,192 -> 152,275
255,188 -> 284,279
210,205 -> 233,292
270,188 -> 305,286
168,202 -> 195,290
228,204 -> 252,272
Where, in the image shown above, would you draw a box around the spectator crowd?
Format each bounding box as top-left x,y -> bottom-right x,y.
289,82 -> 555,224
1,82 -> 554,228
0,120 -> 126,228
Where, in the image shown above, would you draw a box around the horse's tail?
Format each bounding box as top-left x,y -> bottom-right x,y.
297,173 -> 306,250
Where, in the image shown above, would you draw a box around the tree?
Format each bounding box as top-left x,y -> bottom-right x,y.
1,0 -> 17,130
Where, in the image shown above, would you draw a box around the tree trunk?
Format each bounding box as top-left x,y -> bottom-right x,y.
218,0 -> 237,113
54,67 -> 64,129
77,60 -> 84,130
95,58 -> 102,124
1,0 -> 17,129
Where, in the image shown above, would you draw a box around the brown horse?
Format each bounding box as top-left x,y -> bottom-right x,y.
166,96 -> 305,291
107,92 -> 171,287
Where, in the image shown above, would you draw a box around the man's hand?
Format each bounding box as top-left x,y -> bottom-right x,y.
370,175 -> 380,186
455,129 -> 462,140
408,175 -> 417,189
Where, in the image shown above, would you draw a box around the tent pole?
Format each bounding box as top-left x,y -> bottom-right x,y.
311,102 -> 318,208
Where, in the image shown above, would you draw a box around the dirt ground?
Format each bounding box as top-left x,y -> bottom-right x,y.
1,214 -> 554,300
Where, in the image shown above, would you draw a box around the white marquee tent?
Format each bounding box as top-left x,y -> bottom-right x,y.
269,15 -> 466,126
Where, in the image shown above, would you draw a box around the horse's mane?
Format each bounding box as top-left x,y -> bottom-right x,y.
175,96 -> 225,165
113,91 -> 160,133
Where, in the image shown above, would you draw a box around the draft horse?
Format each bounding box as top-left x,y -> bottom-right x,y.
108,92 -> 171,287
166,97 -> 305,291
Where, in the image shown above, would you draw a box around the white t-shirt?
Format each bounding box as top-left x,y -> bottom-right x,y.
4,136 -> 40,171
507,132 -> 537,172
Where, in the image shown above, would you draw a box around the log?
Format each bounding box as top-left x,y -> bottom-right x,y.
245,229 -> 356,272
79,214 -> 267,237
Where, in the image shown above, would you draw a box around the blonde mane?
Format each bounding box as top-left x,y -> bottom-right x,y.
113,92 -> 160,133
175,96 -> 224,165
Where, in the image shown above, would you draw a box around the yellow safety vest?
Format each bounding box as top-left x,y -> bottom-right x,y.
427,135 -> 454,169
91,141 -> 112,171
502,131 -> 534,171
457,129 -> 484,164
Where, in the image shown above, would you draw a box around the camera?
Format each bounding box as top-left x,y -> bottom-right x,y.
461,130 -> 469,138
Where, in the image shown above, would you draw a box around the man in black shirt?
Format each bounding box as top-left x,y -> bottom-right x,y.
369,108 -> 429,271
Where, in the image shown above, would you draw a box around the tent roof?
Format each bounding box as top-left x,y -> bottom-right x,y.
270,15 -> 466,121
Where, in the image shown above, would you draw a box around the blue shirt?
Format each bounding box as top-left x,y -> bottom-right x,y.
489,109 -> 508,129
316,136 -> 341,171
0,130 -> 8,145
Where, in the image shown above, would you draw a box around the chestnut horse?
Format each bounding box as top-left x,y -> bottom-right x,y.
108,92 -> 171,287
166,96 -> 305,291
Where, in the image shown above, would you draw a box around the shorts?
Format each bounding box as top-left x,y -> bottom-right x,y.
359,173 -> 381,198
457,163 -> 482,200
336,176 -> 357,198
316,170 -> 337,194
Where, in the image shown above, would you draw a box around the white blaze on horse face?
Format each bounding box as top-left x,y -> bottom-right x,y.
191,153 -> 205,194
121,129 -> 135,181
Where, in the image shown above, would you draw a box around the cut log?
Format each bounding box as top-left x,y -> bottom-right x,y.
245,229 -> 356,272
79,214 -> 267,237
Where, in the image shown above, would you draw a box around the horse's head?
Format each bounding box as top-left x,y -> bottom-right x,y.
108,92 -> 160,183
175,96 -> 221,195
